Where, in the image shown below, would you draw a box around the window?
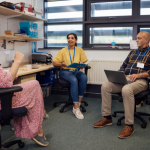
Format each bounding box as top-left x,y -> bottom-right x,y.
91,1 -> 132,17
44,0 -> 150,49
90,27 -> 133,44
140,28 -> 150,33
46,24 -> 82,47
140,0 -> 150,15
44,0 -> 83,48
45,0 -> 83,23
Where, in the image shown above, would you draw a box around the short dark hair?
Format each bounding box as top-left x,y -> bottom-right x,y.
67,33 -> 78,46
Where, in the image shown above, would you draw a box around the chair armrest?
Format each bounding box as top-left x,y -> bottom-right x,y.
0,86 -> 23,95
85,65 -> 91,75
53,66 -> 61,80
147,77 -> 150,82
85,65 -> 91,69
0,86 -> 23,125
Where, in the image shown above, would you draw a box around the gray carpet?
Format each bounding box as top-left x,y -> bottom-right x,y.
2,95 -> 150,150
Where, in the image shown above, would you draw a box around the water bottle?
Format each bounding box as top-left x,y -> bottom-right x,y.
111,41 -> 116,48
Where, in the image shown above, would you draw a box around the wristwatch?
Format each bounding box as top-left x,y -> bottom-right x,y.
139,73 -> 143,78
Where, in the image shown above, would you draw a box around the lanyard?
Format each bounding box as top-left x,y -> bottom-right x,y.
137,47 -> 150,61
68,46 -> 75,64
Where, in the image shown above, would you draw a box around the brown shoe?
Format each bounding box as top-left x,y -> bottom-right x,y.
93,117 -> 112,127
119,125 -> 135,139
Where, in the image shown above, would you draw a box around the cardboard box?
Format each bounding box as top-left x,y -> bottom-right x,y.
5,30 -> 14,36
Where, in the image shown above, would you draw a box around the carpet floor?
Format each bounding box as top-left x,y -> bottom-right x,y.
2,95 -> 150,150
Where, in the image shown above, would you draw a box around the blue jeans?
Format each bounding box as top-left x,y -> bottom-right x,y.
59,69 -> 87,103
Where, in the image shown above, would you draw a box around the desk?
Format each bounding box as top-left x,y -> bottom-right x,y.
13,64 -> 54,84
17,64 -> 54,76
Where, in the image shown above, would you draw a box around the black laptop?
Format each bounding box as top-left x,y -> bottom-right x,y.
104,70 -> 129,85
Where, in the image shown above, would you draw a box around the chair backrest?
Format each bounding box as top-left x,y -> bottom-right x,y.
0,86 -> 27,125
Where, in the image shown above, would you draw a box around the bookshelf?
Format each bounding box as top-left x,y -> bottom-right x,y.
0,6 -> 46,21
0,5 -> 47,42
0,34 -> 47,42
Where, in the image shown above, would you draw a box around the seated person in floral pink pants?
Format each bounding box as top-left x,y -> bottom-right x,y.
0,52 -> 49,147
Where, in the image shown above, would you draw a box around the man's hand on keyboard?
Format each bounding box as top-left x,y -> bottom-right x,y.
130,74 -> 141,82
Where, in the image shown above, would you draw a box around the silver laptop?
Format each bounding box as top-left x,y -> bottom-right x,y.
104,70 -> 129,85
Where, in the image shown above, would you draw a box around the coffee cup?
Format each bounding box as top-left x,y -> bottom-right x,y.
24,64 -> 32,71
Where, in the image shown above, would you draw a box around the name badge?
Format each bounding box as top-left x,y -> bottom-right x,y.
137,62 -> 144,68
69,69 -> 75,72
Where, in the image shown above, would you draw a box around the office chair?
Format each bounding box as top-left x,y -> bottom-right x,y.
0,86 -> 27,150
53,66 -> 91,113
112,78 -> 150,128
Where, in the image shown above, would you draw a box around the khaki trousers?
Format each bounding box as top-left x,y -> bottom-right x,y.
101,75 -> 148,125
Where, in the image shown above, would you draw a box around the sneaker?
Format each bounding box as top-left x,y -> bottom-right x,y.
119,125 -> 135,139
44,110 -> 49,120
93,117 -> 112,127
32,135 -> 49,146
73,107 -> 84,119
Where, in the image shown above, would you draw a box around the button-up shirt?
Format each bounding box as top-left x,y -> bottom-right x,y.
119,46 -> 150,75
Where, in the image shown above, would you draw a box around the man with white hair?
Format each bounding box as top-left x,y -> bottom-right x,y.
94,32 -> 150,138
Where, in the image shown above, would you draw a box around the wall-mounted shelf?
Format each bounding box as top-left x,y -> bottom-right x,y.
0,6 -> 46,22
0,34 -> 47,42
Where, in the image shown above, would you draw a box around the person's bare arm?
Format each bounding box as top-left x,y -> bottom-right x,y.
9,52 -> 24,81
52,60 -> 67,67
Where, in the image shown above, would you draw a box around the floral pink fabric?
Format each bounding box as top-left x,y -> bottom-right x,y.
0,66 -> 44,139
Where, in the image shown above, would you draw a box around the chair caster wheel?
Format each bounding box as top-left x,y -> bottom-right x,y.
117,121 -> 121,126
10,125 -> 15,131
82,109 -> 86,112
18,141 -> 24,148
141,124 -> 146,128
84,102 -> 88,106
60,109 -> 64,113
53,103 -> 57,107
112,113 -> 116,117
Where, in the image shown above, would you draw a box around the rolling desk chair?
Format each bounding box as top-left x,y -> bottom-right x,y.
0,86 -> 27,150
112,78 -> 150,128
53,66 -> 91,113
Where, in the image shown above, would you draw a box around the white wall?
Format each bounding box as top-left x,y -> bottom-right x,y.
0,0 -> 37,65
37,49 -> 129,61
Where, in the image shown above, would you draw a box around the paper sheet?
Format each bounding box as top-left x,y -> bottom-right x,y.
85,56 -> 95,64
130,40 -> 138,49
130,40 -> 150,49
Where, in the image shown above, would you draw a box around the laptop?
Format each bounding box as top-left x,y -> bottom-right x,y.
104,70 -> 129,85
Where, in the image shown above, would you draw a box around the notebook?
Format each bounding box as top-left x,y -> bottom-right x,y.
104,70 -> 130,85
67,56 -> 95,69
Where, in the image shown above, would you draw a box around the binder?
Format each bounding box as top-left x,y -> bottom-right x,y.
67,56 -> 95,69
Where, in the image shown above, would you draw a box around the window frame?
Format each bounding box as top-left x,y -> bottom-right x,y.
86,23 -> 135,48
43,0 -> 150,50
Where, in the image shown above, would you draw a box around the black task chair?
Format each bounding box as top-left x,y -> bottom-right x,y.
0,86 -> 27,150
53,66 -> 91,113
112,78 -> 150,128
